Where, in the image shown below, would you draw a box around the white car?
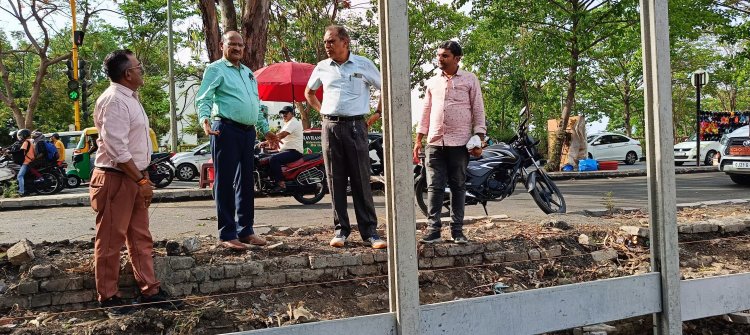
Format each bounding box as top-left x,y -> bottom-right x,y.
673,135 -> 721,166
586,132 -> 642,165
172,142 -> 211,181
719,125 -> 750,185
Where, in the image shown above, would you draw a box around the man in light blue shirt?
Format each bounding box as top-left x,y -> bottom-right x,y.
305,25 -> 386,250
195,30 -> 275,251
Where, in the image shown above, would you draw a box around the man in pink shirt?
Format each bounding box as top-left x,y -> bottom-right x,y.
90,49 -> 180,315
414,41 -> 486,244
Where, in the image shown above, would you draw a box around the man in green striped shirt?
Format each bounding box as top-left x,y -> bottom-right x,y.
195,30 -> 275,251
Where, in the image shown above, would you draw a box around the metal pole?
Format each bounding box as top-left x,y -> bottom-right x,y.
640,0 -> 682,334
379,0 -> 419,334
167,0 -> 178,153
70,0 -> 80,131
695,78 -> 701,166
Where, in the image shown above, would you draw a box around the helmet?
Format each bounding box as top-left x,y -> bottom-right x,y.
31,130 -> 43,140
16,129 -> 30,140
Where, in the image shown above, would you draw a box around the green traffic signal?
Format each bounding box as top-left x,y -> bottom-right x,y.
69,90 -> 79,100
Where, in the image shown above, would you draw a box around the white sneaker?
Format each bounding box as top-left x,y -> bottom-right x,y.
329,234 -> 347,248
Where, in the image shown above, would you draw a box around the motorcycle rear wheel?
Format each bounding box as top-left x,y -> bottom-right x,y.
293,181 -> 326,205
153,163 -> 174,188
35,172 -> 61,195
529,172 -> 566,214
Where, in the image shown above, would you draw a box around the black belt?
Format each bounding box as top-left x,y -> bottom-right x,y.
322,114 -> 365,122
216,117 -> 255,131
96,167 -> 147,174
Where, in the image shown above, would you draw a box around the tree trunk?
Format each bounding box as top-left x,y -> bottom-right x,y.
295,101 -> 311,129
547,55 -> 578,171
241,0 -> 270,71
218,0 -> 238,32
197,0 -> 222,62
623,84 -> 632,137
23,62 -> 50,129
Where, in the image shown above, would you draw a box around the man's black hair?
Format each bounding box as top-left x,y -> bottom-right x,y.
438,41 -> 463,57
103,49 -> 134,82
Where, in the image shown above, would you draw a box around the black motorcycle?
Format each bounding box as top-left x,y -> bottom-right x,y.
414,108 -> 566,216
149,153 -> 175,188
0,151 -> 64,196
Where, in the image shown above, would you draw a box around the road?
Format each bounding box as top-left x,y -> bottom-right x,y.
1,171 -> 746,244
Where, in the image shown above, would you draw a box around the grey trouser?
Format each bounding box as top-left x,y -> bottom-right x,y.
321,118 -> 378,239
426,145 -> 469,234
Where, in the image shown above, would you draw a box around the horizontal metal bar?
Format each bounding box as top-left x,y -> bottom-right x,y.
419,273 -> 661,335
229,312 -> 395,335
681,272 -> 750,321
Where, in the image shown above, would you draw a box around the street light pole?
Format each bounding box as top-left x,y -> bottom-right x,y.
167,0 -> 178,153
691,69 -> 709,167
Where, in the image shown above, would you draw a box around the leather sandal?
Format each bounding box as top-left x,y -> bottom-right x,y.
220,239 -> 249,250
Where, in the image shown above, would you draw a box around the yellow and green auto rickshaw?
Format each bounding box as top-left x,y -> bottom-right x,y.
65,127 -> 161,187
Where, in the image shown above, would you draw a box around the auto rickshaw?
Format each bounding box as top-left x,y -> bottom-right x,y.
65,127 -> 159,188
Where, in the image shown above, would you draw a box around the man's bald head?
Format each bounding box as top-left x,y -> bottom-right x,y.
222,31 -> 242,44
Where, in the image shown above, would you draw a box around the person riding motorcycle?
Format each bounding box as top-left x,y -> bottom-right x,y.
15,129 -> 42,196
268,106 -> 304,192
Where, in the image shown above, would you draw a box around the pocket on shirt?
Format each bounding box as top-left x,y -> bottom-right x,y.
348,76 -> 364,96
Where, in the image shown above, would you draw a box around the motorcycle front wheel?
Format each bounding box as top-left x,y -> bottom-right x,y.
529,172 -> 566,214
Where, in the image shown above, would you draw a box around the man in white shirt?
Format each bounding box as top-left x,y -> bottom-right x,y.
269,106 -> 303,192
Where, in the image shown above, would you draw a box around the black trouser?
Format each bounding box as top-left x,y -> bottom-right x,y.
269,150 -> 303,182
426,145 -> 469,234
321,117 -> 378,239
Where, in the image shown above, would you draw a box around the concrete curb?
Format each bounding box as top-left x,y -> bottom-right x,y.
0,188 -> 213,211
547,165 -> 718,180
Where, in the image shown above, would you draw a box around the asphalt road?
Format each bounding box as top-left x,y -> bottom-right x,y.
1,171 -> 746,244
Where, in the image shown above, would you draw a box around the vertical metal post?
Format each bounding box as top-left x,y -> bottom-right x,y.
70,0 -> 80,131
167,0 -> 178,153
695,78 -> 701,166
378,0 -> 420,334
639,0 -> 682,334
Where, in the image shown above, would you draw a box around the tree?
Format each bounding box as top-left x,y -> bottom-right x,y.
0,0 -> 99,129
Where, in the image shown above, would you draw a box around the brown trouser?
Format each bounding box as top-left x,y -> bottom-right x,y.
90,168 -> 159,301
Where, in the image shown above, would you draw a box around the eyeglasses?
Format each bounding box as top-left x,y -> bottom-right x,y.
126,64 -> 144,75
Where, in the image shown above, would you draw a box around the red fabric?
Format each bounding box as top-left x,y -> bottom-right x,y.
254,62 -> 324,103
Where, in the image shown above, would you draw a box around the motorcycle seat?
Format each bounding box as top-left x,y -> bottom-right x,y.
283,158 -> 306,170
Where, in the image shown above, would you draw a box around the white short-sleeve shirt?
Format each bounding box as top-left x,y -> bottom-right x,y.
279,117 -> 304,153
307,53 -> 381,116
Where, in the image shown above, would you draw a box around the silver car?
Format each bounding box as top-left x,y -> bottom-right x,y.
171,142 -> 211,181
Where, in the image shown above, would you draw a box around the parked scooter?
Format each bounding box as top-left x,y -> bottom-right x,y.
254,148 -> 327,205
149,152 -> 175,188
0,149 -> 64,196
414,108 -> 566,216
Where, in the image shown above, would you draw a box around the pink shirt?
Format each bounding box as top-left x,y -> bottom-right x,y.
418,69 -> 486,147
94,83 -> 152,171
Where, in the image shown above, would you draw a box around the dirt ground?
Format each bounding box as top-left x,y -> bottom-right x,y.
1,205 -> 750,334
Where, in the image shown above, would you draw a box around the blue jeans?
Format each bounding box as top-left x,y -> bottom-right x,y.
17,164 -> 28,194
211,120 -> 256,241
269,150 -> 303,182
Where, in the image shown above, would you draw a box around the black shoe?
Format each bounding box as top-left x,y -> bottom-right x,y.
135,288 -> 184,310
100,296 -> 134,317
452,232 -> 469,244
420,230 -> 442,244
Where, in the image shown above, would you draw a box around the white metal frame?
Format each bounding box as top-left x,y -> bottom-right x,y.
230,1 -> 748,334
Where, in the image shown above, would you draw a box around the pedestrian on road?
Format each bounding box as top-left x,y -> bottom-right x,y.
268,105 -> 304,192
195,31 -> 276,251
304,25 -> 386,249
414,41 -> 486,244
91,49 -> 180,313
51,133 -> 66,164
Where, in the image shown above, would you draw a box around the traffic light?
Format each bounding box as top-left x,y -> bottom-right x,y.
81,80 -> 93,118
67,79 -> 80,101
65,59 -> 75,80
78,60 -> 88,80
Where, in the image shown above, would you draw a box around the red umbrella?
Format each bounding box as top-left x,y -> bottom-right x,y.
253,62 -> 323,103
